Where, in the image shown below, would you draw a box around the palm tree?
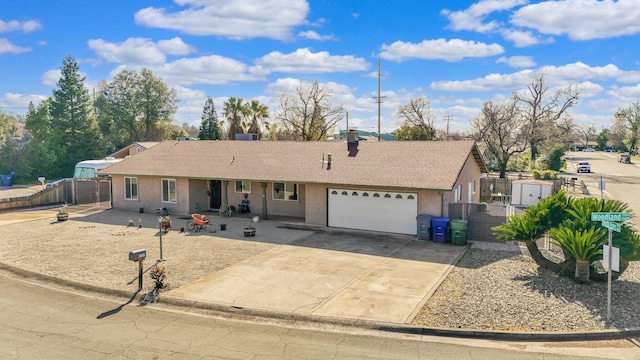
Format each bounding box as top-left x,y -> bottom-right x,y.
223,97 -> 248,140
246,99 -> 269,139
493,191 -> 571,272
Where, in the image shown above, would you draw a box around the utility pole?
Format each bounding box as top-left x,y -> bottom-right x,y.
444,115 -> 452,140
373,59 -> 386,141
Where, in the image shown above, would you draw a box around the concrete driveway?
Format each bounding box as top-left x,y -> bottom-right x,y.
166,230 -> 466,324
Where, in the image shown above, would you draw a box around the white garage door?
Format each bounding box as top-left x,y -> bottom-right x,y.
328,188 -> 418,235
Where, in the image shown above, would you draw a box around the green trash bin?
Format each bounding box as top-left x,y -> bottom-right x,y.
450,219 -> 468,246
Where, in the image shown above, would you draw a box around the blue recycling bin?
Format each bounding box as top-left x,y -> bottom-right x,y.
431,217 -> 450,243
1,175 -> 11,186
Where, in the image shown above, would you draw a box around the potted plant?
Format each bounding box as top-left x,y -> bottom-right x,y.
243,222 -> 256,237
57,205 -> 69,222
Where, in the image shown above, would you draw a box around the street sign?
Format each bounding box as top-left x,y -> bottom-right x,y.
601,219 -> 621,232
591,212 -> 630,222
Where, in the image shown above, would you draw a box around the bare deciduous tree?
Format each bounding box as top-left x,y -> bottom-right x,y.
395,97 -> 436,140
472,99 -> 527,178
515,74 -> 578,161
614,101 -> 640,155
275,80 -> 344,141
577,124 -> 596,148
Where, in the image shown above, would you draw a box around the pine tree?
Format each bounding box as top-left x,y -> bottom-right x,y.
45,55 -> 104,176
198,97 -> 222,140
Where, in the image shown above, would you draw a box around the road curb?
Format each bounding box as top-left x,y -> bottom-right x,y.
1,260 -> 639,342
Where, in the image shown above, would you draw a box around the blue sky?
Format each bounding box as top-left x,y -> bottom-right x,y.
1,0 -> 640,134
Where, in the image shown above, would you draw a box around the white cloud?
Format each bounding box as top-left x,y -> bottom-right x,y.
42,69 -> 61,87
512,0 -> 640,40
157,37 -> 196,55
379,39 -> 504,62
0,38 -> 31,54
297,30 -> 335,41
41,69 -> 94,90
608,84 -> 640,99
88,37 -> 195,65
442,0 -> 528,33
254,48 -> 370,74
616,70 -> 640,83
134,0 -> 310,40
500,29 -> 547,47
537,62 -> 622,84
265,77 -> 345,95
2,93 -> 47,108
431,62 -> 624,92
496,55 -> 536,68
575,81 -> 605,98
152,55 -> 264,86
0,19 -> 42,33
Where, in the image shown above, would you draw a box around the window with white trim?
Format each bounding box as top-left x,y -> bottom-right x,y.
273,182 -> 298,201
235,180 -> 251,193
468,180 -> 476,203
162,179 -> 177,203
124,177 -> 138,200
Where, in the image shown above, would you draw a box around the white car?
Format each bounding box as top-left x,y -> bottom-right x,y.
582,148 -> 595,152
577,161 -> 591,173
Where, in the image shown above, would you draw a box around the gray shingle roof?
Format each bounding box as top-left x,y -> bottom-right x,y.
102,139 -> 487,191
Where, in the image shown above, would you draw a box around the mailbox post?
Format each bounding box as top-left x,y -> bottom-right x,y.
129,249 -> 146,291
157,217 -> 165,261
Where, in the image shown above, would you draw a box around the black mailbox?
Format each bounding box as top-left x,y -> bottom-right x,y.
129,249 -> 146,261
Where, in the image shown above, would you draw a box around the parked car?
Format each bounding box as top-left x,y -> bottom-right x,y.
582,147 -> 595,152
605,148 -> 617,152
577,161 -> 591,173
617,153 -> 631,164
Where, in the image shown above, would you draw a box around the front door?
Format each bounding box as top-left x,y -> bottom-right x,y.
209,180 -> 222,210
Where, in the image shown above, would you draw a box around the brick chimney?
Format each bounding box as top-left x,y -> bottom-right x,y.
347,129 -> 358,156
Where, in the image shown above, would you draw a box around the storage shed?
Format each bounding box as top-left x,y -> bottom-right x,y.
511,179 -> 553,206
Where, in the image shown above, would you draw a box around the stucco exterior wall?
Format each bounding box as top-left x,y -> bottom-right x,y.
305,184 -> 328,226
417,189 -> 443,216
189,179 -> 209,213
442,152 -> 481,204
111,175 -> 190,215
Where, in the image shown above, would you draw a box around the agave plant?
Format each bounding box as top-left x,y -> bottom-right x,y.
549,227 -> 607,283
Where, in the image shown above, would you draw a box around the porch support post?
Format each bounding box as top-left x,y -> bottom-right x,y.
223,180 -> 229,205
261,182 -> 269,220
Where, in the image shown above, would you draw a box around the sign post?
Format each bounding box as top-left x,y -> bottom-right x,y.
591,211 -> 627,322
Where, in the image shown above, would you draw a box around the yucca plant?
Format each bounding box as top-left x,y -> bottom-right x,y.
549,226 -> 607,283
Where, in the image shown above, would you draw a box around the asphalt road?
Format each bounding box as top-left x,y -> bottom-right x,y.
565,151 -> 640,222
1,271 -> 627,360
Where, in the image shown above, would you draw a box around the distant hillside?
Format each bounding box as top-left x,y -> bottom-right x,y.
336,130 -> 395,141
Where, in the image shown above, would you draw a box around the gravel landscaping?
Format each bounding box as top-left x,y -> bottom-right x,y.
412,243 -> 640,332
